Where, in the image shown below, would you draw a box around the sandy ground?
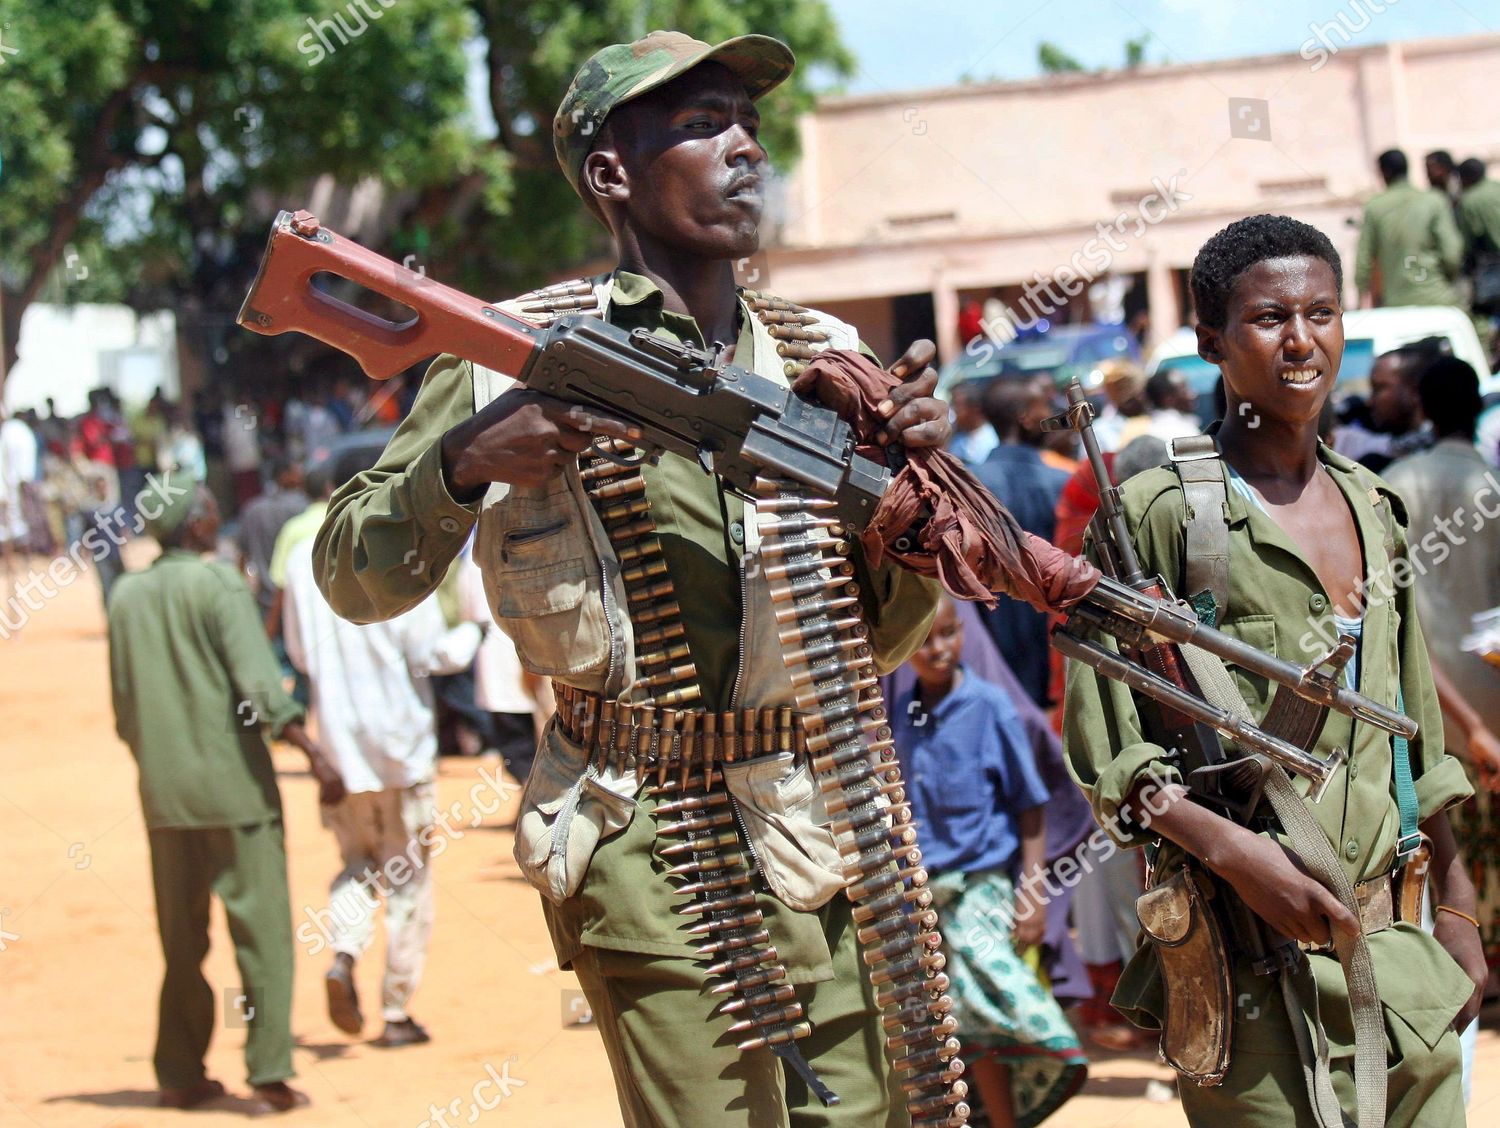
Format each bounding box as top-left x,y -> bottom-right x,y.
2,544 -> 1496,1128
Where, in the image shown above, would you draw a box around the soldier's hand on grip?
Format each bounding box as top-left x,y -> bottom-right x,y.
1211,831 -> 1359,948
443,388 -> 643,494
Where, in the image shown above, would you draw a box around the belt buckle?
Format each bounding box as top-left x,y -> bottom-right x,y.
1395,831 -> 1424,862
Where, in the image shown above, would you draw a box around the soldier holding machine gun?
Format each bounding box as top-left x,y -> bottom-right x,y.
1064,214 -> 1486,1126
311,29 -> 952,1128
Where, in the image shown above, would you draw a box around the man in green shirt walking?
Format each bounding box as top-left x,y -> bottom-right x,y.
1457,157 -> 1500,326
313,29 -> 949,1127
108,471 -> 345,1113
1355,148 -> 1465,309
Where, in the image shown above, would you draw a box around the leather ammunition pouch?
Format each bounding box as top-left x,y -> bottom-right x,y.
1136,865 -> 1234,1085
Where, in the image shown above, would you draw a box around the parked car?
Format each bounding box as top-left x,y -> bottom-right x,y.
938,323 -> 1141,399
1146,306 -> 1496,418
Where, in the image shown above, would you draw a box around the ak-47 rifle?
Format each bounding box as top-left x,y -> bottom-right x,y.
237,210 -> 1413,784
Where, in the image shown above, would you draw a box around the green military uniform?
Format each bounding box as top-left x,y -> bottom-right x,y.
1355,177 -> 1465,307
314,270 -> 939,1126
1457,175 -> 1500,257
109,545 -> 304,1090
1063,443 -> 1474,1126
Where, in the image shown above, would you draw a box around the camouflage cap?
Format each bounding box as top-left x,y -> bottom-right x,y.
554,30 -> 795,210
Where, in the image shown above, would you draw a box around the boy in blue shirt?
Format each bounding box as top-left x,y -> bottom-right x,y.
893,596 -> 1087,1127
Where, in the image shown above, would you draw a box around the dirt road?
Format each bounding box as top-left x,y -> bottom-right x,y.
2,549 -> 1494,1127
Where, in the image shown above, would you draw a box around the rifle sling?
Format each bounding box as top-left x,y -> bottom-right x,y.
1178,639 -> 1386,1128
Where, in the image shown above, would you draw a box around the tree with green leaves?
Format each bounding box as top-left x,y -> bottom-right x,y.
0,0 -> 852,397
1037,42 -> 1085,75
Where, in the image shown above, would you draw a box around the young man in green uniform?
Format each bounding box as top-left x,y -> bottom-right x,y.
1065,214 -> 1485,1125
108,471 -> 345,1113
313,30 -> 948,1128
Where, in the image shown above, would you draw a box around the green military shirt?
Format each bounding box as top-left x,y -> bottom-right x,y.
1063,443 -> 1473,1054
1354,178 -> 1465,307
312,270 -> 939,699
108,549 -> 303,829
1458,176 -> 1500,256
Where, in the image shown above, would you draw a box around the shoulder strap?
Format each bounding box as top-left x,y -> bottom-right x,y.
1167,435 -> 1231,621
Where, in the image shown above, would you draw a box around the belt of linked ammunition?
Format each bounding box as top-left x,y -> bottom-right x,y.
552,683 -> 806,777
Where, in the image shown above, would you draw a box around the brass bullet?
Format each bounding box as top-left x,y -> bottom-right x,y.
905,1087 -> 967,1120
654,682 -> 701,709
709,964 -> 786,994
855,907 -> 936,946
636,621 -> 687,649
638,642 -> 695,668
705,946 -> 780,976
826,798 -> 892,835
886,1012 -> 959,1050
671,873 -> 752,900
805,715 -> 890,753
843,846 -> 923,882
638,663 -> 698,690
655,791 -> 730,817
812,741 -> 873,775
753,493 -> 837,513
870,950 -> 947,987
794,673 -> 879,713
841,823 -> 917,858
590,475 -> 646,501
736,1020 -> 813,1051
666,852 -> 747,876
634,599 -> 682,625
676,890 -> 756,916
718,982 -> 796,1014
784,636 -> 870,668
776,615 -> 865,648
760,534 -> 847,560
882,994 -> 954,1032
628,579 -> 676,604
877,974 -> 950,1010
760,516 -> 841,537
897,1061 -> 965,1097
622,558 -> 670,584
688,908 -> 763,935
599,497 -> 651,522
846,863 -> 927,902
764,555 -> 841,584
892,1037 -> 962,1074
773,594 -> 859,625
696,928 -> 772,958
580,461 -> 634,484
823,780 -> 908,815
790,658 -> 872,692
850,885 -> 934,923
774,572 -> 858,602
725,1002 -> 803,1035
862,930 -> 942,967
658,830 -> 739,858
658,809 -> 736,836
611,518 -> 656,541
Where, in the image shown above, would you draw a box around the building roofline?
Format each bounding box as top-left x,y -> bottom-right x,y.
809,32 -> 1500,114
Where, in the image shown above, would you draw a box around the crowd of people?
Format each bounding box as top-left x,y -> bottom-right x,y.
3,31 -> 1499,1128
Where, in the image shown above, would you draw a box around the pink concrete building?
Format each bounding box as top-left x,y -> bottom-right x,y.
760,33 -> 1500,364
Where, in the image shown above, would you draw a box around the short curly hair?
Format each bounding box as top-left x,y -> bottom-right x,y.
1190,214 -> 1343,330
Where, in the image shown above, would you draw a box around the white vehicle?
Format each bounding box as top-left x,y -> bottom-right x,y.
1147,306 -> 1496,404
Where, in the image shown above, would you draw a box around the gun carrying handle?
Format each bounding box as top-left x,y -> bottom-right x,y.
237,210 -> 540,381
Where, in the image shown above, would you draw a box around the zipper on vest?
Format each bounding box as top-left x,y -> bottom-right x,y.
599,555 -> 622,695
727,546 -> 751,710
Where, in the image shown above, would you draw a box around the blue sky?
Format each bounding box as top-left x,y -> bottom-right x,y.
820,0 -> 1497,95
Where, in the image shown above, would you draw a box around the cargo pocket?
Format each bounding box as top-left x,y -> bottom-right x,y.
721,752 -> 845,911
478,483 -> 610,680
513,718 -> 636,904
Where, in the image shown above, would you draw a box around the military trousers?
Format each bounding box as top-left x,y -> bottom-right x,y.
1178,1015 -> 1465,1127
569,891 -> 906,1128
147,820 -> 295,1088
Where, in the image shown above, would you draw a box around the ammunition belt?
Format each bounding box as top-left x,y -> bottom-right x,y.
753,474 -> 971,1128
552,683 -> 806,779
580,445 -> 828,1092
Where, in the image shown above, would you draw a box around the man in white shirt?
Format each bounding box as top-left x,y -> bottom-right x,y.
282,537 -> 478,1048
1,407 -> 40,549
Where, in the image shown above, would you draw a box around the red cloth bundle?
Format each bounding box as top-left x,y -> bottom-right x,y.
792,350 -> 1101,613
